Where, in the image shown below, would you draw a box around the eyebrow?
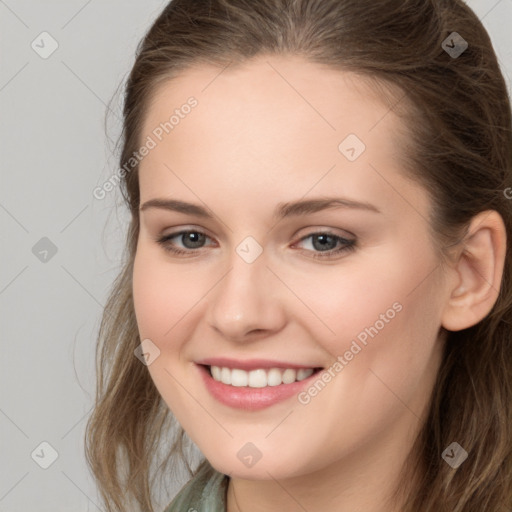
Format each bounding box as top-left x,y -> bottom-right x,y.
139,196 -> 381,219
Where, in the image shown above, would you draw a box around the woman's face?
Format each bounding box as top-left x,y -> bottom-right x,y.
133,55 -> 450,480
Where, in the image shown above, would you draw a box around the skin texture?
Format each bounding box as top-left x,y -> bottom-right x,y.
132,55 -> 506,512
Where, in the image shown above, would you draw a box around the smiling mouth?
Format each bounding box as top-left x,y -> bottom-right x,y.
203,364 -> 324,388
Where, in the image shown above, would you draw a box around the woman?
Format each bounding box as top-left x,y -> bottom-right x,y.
85,1 -> 512,510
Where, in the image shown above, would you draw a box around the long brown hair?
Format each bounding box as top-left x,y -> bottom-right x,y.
85,1 -> 512,510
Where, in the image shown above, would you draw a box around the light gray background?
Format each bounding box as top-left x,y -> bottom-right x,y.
1,1 -> 511,511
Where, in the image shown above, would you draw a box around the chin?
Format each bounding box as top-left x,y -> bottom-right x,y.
206,450 -> 309,481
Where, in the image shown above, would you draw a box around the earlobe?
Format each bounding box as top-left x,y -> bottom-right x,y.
441,210 -> 507,332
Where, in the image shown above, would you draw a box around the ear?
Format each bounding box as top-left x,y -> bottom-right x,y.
441,210 -> 507,332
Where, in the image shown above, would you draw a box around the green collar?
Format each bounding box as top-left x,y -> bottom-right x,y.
164,461 -> 229,512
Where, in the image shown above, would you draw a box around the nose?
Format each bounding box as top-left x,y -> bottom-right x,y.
205,249 -> 287,342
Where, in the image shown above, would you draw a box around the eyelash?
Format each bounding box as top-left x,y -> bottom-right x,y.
155,229 -> 357,260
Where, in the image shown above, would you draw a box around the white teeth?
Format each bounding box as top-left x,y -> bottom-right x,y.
297,368 -> 314,381
267,368 -> 283,386
248,369 -> 267,388
282,368 -> 296,384
220,367 -> 231,385
210,366 -> 315,387
231,369 -> 248,387
211,365 -> 221,381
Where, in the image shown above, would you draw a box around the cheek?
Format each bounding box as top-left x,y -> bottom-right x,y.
286,268 -> 442,467
279,255 -> 405,353
132,249 -> 202,414
287,246 -> 442,395
132,248 -> 205,341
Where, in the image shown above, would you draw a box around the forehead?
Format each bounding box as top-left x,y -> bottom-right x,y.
142,55 -> 400,141
138,55 -> 429,220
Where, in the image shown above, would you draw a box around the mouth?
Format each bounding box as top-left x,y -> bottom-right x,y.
196,363 -> 325,410
203,364 -> 324,388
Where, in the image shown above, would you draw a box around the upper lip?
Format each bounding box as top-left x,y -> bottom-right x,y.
196,357 -> 323,371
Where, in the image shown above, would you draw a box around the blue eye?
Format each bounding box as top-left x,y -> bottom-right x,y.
156,230 -> 214,255
295,232 -> 356,259
156,230 -> 356,259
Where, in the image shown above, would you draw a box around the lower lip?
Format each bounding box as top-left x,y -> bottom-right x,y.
196,364 -> 322,411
